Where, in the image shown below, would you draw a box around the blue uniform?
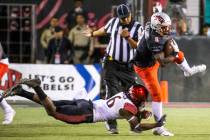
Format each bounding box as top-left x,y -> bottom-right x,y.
133,22 -> 170,67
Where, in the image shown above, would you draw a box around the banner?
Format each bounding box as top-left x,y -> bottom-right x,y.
0,64 -> 102,101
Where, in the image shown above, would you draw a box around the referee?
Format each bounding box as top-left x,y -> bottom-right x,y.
83,4 -> 143,134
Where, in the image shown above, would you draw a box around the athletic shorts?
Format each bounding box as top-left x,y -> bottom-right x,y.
53,99 -> 93,124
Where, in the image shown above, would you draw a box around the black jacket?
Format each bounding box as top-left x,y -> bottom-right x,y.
47,37 -> 74,64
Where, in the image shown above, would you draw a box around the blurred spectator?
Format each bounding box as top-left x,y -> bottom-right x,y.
47,26 -> 74,64
203,24 -> 210,37
87,12 -> 97,28
41,18 -> 58,49
68,13 -> 91,64
22,19 -> 31,32
22,6 -> 31,17
66,0 -> 88,29
166,0 -> 189,35
10,6 -> 19,18
10,20 -> 19,31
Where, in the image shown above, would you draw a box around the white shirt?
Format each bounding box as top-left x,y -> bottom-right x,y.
92,92 -> 136,122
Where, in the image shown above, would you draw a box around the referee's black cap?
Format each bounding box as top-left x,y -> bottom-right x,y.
116,4 -> 130,19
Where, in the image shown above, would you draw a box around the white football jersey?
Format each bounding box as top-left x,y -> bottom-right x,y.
92,92 -> 136,122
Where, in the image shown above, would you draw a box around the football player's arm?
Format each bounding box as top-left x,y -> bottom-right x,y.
119,109 -> 165,133
153,39 -> 181,66
153,51 -> 176,67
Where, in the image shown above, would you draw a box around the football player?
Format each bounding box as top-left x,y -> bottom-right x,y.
1,78 -> 166,133
0,43 -> 16,125
152,4 -> 206,77
132,12 -> 206,136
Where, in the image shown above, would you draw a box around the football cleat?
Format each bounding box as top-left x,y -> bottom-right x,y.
152,126 -> 174,136
2,108 -> 16,125
17,78 -> 41,88
1,85 -> 22,98
108,128 -> 119,134
184,64 -> 206,77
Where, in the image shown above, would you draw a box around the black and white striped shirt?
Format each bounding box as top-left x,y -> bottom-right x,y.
104,17 -> 143,63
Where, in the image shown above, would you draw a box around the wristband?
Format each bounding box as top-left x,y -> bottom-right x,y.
128,116 -> 136,122
134,123 -> 141,129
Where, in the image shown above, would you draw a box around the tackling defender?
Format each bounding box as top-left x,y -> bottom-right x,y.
2,78 -> 166,133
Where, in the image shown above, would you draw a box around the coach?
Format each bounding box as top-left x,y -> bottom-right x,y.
83,4 -> 143,134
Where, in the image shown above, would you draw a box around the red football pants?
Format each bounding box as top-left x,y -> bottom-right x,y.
134,62 -> 162,102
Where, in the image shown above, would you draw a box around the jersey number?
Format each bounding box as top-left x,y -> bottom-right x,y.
106,96 -> 121,108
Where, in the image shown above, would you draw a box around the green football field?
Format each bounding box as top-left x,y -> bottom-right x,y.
0,106 -> 210,140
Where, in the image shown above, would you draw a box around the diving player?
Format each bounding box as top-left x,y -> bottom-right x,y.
1,78 -> 166,133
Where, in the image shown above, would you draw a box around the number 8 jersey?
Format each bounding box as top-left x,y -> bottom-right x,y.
92,92 -> 138,122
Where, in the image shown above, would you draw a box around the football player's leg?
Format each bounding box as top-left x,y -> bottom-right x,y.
0,95 -> 15,125
104,69 -> 121,134
134,62 -> 162,120
18,78 -> 56,116
0,60 -> 15,125
3,84 -> 41,104
54,99 -> 93,124
53,100 -> 81,106
104,77 -> 119,134
175,51 -> 206,77
134,63 -> 174,136
170,39 -> 206,77
33,85 -> 56,116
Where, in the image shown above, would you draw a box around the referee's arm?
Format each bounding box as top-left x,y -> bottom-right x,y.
92,27 -> 107,37
83,18 -> 115,37
120,26 -> 144,49
83,26 -> 107,37
120,29 -> 138,49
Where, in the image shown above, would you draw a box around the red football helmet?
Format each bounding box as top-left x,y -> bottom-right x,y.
129,84 -> 148,104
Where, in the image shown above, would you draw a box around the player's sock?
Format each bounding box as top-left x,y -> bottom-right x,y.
17,89 -> 34,100
0,96 -> 13,113
33,86 -> 47,101
176,58 -> 192,74
152,101 -> 163,121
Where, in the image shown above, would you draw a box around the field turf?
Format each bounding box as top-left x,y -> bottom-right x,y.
0,106 -> 210,140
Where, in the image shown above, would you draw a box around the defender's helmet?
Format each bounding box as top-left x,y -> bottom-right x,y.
151,12 -> 171,35
129,84 -> 148,104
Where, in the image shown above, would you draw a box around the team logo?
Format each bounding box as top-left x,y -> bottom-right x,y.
154,15 -> 165,24
0,69 -> 22,91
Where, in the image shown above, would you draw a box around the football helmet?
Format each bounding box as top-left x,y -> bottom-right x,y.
151,12 -> 171,35
129,84 -> 148,104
